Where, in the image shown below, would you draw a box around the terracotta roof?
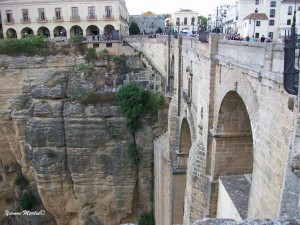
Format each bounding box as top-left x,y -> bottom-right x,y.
243,13 -> 268,20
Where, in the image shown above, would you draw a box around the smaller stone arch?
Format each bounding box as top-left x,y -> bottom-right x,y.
104,24 -> 115,36
180,118 -> 192,154
70,25 -> 83,37
53,26 -> 67,37
6,28 -> 17,38
21,27 -> 34,37
37,26 -> 50,37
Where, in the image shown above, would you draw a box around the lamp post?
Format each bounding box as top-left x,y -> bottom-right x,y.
150,22 -> 154,34
283,0 -> 299,95
192,16 -> 195,35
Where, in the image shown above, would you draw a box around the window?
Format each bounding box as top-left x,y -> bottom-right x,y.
6,10 -> 13,22
249,20 -> 251,24
191,17 -> 195,25
38,8 -> 45,20
106,42 -> 112,48
270,9 -> 275,17
55,8 -> 62,20
72,7 -> 79,19
288,6 -> 292,15
298,6 -> 300,11
268,32 -> 273,39
105,6 -> 112,18
255,0 -> 259,5
287,19 -> 291,25
256,21 -> 260,26
88,6 -> 95,18
184,17 -> 187,25
22,9 -> 29,21
270,1 -> 276,7
255,33 -> 259,38
269,19 -> 275,25
255,9 -> 258,13
176,17 -> 180,26
93,43 -> 99,48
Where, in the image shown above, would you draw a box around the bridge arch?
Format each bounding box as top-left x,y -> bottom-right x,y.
214,91 -> 253,177
210,91 -> 254,218
172,117 -> 193,224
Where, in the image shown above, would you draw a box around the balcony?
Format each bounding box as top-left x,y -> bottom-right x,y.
70,15 -> 80,21
4,19 -> 15,24
37,17 -> 47,22
103,15 -> 114,20
53,16 -> 64,22
20,18 -> 31,24
86,15 -> 97,21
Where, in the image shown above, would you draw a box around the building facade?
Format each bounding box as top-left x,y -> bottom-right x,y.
221,0 -> 300,40
0,0 -> 129,40
172,9 -> 198,33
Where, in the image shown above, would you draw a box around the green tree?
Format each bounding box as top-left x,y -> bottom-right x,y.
164,14 -> 171,19
198,15 -> 208,30
129,21 -> 140,35
117,83 -> 146,132
156,27 -> 163,33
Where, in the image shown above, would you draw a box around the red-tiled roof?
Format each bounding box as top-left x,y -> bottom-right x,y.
243,13 -> 268,20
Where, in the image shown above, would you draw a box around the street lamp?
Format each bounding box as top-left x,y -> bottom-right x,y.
192,16 -> 195,34
283,0 -> 299,95
150,22 -> 154,34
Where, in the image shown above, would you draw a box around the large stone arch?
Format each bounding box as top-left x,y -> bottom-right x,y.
37,26 -> 50,37
210,91 -> 254,219
214,91 -> 253,177
104,24 -> 115,35
53,26 -> 67,37
21,27 -> 34,37
86,25 -> 99,36
70,25 -> 83,37
6,28 -> 17,39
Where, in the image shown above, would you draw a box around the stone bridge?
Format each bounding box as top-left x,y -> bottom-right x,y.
124,35 -> 300,224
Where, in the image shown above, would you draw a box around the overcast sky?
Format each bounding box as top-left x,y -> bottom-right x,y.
125,0 -> 235,16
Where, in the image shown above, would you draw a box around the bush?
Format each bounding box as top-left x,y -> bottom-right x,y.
98,49 -> 110,60
69,34 -> 84,42
113,55 -> 130,74
14,172 -> 29,189
129,21 -> 140,35
20,192 -> 36,210
138,211 -> 155,225
0,35 -> 45,55
80,91 -> 98,105
85,48 -> 98,62
156,27 -> 163,33
117,83 -> 146,132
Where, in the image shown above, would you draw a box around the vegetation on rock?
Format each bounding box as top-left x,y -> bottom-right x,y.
138,211 -> 155,225
20,192 -> 36,210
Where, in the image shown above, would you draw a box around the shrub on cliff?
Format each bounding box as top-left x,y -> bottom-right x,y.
85,48 -> 98,63
20,192 -> 36,210
138,211 -> 155,225
0,35 -> 45,55
117,83 -> 146,132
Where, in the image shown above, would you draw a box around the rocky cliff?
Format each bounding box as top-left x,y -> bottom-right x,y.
0,53 -> 155,225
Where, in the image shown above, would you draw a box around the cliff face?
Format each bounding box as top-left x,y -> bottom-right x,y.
0,54 -> 153,225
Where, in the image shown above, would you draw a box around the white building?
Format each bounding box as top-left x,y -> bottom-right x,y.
172,9 -> 198,33
207,4 -> 230,32
0,0 -> 129,40
219,0 -> 300,40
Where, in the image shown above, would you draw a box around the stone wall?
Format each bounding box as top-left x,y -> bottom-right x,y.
125,34 -> 299,224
